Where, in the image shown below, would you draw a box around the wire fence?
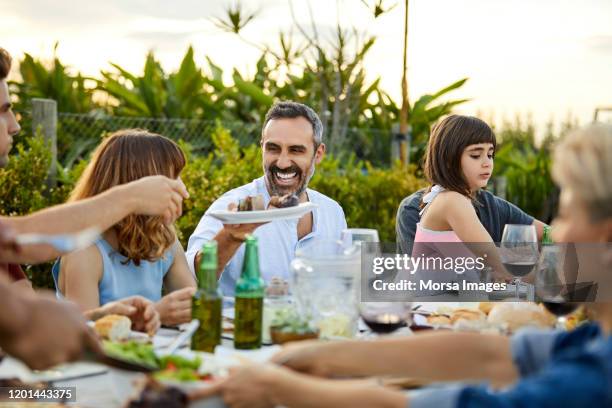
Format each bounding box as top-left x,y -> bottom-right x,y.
18,109 -> 394,167
57,112 -> 261,160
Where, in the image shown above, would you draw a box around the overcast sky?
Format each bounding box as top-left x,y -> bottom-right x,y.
2,0 -> 612,135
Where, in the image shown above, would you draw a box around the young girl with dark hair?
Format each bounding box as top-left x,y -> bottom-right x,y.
411,115 -> 514,281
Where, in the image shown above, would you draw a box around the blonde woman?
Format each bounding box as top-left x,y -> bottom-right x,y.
53,129 -> 196,327
198,125 -> 612,408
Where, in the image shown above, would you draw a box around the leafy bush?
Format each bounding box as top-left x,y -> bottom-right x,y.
0,133 -> 54,215
492,117 -> 572,222
4,127 -> 425,288
310,159 -> 426,241
0,132 -> 73,288
494,142 -> 557,222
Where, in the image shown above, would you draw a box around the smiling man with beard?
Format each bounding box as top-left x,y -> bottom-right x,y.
186,101 -> 347,295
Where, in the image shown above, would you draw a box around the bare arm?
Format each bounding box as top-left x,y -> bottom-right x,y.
60,245 -> 103,311
0,176 -> 188,264
11,279 -> 33,296
0,276 -> 101,370
273,331 -> 517,386
533,219 -> 546,240
441,193 -> 512,279
212,227 -> 249,277
157,242 -> 197,326
266,369 -> 407,408
0,275 -> 29,338
164,241 -> 196,292
194,363 -> 407,408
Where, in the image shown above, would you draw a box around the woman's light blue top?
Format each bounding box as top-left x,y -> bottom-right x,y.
52,238 -> 174,305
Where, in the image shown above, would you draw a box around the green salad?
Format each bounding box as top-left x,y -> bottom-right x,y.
103,340 -> 159,368
103,341 -> 210,382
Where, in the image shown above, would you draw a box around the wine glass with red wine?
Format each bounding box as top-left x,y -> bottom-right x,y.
500,224 -> 539,300
359,302 -> 411,336
535,245 -> 579,327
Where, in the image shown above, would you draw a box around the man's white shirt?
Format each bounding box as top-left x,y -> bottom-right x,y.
186,177 -> 347,295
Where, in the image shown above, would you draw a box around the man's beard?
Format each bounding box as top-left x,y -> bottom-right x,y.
0,154 -> 8,168
264,158 -> 315,197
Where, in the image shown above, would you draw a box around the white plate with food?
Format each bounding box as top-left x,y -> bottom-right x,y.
209,202 -> 317,224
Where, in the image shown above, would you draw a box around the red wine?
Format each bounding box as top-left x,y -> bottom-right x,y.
503,261 -> 536,277
543,301 -> 579,317
362,314 -> 406,334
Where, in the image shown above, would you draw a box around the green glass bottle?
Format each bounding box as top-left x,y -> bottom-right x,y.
542,225 -> 553,245
191,241 -> 222,353
234,235 -> 264,349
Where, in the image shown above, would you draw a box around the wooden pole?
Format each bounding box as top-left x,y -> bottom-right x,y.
31,98 -> 57,189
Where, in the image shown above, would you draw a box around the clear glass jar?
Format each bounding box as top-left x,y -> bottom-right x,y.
290,240 -> 361,339
262,277 -> 291,343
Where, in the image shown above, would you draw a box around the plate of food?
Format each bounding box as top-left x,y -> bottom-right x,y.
208,194 -> 317,224
103,341 -> 222,384
409,302 -> 558,334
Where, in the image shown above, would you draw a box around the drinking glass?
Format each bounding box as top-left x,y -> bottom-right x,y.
535,246 -> 579,328
341,228 -> 379,247
359,301 -> 411,336
341,228 -> 380,264
500,224 -> 539,300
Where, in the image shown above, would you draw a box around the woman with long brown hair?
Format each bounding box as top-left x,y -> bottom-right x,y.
52,129 -> 196,326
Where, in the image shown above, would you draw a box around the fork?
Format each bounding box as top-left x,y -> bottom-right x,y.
162,319 -> 200,355
14,227 -> 101,253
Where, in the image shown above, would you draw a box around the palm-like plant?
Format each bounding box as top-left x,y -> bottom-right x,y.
9,45 -> 102,167
211,2 -> 259,34
11,44 -> 96,113
99,47 -> 213,119
408,78 -> 470,164
360,0 -> 398,18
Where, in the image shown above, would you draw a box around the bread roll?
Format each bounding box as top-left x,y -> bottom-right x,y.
94,314 -> 131,341
487,303 -> 555,332
426,315 -> 451,326
478,302 -> 495,315
450,308 -> 486,324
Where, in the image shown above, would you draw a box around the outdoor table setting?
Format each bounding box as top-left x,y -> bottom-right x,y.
0,293 -> 577,408
0,308 -> 411,408
0,228 -> 585,407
